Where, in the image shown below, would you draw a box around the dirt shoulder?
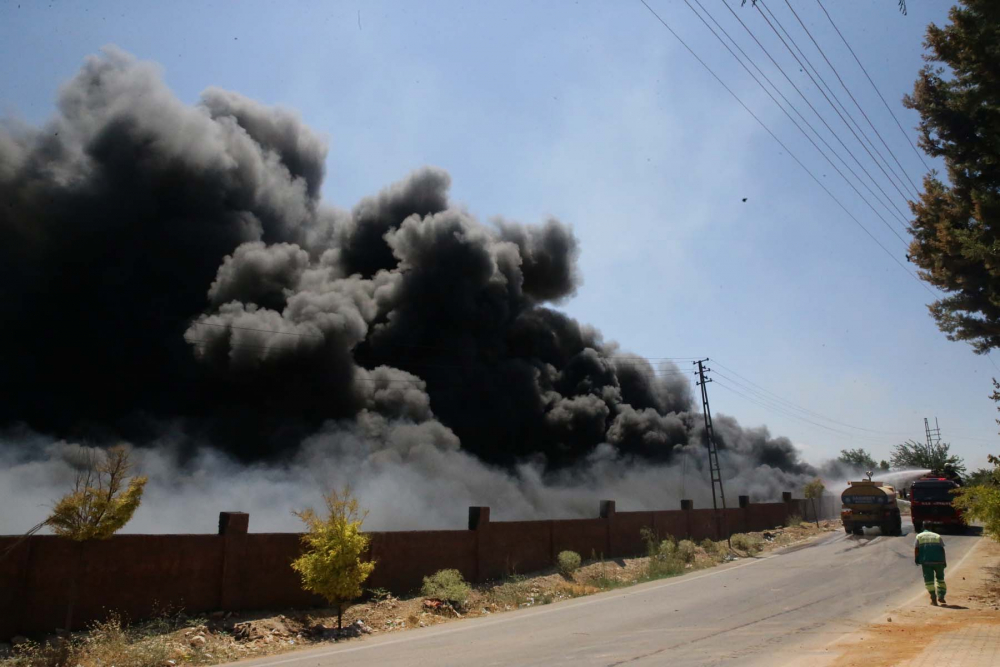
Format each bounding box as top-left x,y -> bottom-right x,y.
0,521 -> 837,667
822,536 -> 1000,667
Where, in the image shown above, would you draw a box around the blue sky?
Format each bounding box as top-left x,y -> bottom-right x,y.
2,0 -> 995,471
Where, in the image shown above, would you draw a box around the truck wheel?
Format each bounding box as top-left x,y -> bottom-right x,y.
852,527 -> 864,536
913,521 -> 923,532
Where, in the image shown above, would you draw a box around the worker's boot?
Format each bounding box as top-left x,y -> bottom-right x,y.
938,595 -> 946,605
929,593 -> 938,606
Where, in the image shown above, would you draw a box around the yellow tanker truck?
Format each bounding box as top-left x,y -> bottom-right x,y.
841,479 -> 903,536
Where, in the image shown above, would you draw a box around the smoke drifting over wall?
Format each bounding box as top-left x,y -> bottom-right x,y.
0,49 -> 817,531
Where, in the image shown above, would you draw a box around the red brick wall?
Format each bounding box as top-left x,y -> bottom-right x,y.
1,498 -> 800,639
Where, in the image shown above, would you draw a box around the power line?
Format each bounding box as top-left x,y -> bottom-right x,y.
814,0 -> 933,174
637,0 -> 933,295
718,0 -> 912,231
779,0 -> 923,197
710,364 -> 910,437
686,0 -> 911,240
757,0 -> 915,204
756,1 -> 918,206
712,378 -> 889,440
988,354 -> 1000,374
184,338 -> 698,380
186,321 -> 705,361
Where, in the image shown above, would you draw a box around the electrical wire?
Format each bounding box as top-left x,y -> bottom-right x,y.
782,0 -> 925,194
712,378 -> 889,440
185,322 -> 704,361
637,0 -> 934,296
686,0 -> 911,241
756,1 -> 918,205
814,0 -> 932,174
718,0 -> 912,231
711,366 -> 908,437
183,338 -> 698,382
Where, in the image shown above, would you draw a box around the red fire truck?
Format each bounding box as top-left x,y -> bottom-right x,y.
909,471 -> 965,533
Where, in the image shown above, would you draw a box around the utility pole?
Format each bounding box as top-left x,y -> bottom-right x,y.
695,360 -> 728,541
924,417 -> 941,448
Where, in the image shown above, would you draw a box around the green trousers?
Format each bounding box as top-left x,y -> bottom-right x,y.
922,563 -> 946,598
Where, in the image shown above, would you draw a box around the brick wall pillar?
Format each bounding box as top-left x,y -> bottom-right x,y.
468,507 -> 490,583
600,500 -> 616,555
680,499 -> 693,539
219,512 -> 249,610
782,491 -> 793,525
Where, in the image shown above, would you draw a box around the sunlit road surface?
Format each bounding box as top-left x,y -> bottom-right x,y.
230,520 -> 979,667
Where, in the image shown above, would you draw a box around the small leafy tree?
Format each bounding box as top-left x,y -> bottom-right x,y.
879,460 -> 891,472
48,445 -> 148,540
966,467 -> 996,487
291,486 -> 375,630
952,454 -> 1000,542
839,448 -> 878,471
891,439 -> 966,476
804,478 -> 825,528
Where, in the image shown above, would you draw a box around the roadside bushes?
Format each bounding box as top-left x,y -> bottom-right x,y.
557,550 -> 582,576
640,528 -> 686,579
730,533 -> 764,554
421,569 -> 471,607
675,539 -> 697,563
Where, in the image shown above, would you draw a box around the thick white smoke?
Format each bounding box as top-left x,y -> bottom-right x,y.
0,423 -> 815,534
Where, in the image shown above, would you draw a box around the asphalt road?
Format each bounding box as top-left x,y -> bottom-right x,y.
232,521 -> 981,667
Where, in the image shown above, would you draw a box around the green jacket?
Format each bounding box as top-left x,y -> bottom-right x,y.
914,530 -> 946,565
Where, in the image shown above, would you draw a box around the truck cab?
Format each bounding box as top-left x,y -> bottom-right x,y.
910,472 -> 964,533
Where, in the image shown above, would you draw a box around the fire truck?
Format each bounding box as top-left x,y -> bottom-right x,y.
909,471 -> 965,533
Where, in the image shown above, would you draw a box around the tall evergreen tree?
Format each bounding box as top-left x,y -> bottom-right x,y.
904,1 -> 1000,353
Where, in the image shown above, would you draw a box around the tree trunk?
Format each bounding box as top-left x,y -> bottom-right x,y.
811,498 -> 819,528
337,602 -> 343,630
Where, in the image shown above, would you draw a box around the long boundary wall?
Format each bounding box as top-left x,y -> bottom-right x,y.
1,493 -> 838,638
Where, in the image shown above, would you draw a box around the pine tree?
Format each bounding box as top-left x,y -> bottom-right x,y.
904,1 -> 1000,353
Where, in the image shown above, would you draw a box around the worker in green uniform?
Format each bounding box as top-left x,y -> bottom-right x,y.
914,528 -> 947,605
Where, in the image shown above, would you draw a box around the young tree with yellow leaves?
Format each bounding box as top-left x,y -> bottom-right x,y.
48,444 -> 148,540
46,444 -> 147,630
804,478 -> 825,528
291,487 -> 375,631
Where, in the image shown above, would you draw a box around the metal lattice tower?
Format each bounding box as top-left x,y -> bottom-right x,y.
695,359 -> 727,512
924,417 -> 941,448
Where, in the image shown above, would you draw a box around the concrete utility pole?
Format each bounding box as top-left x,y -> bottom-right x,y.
695,359 -> 728,541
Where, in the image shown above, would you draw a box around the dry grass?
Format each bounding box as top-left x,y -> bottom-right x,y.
1,521 -> 837,667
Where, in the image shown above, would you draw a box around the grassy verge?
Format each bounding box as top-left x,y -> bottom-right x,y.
0,520 -> 836,667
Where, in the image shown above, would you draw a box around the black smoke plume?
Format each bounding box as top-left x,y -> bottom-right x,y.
0,48 -> 812,496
